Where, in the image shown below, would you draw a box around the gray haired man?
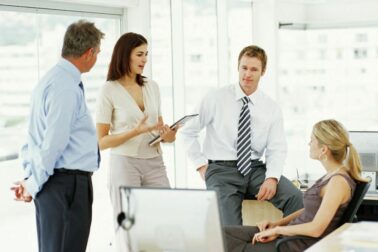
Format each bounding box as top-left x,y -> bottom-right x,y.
11,20 -> 104,251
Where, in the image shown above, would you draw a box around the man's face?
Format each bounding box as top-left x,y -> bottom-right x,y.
238,55 -> 264,95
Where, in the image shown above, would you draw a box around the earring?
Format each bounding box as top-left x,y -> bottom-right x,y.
319,153 -> 327,161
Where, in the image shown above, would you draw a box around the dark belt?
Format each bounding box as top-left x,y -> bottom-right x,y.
54,168 -> 93,176
208,159 -> 261,167
208,160 -> 237,166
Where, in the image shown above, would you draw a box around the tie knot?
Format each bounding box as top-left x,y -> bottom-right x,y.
242,96 -> 250,105
79,82 -> 84,90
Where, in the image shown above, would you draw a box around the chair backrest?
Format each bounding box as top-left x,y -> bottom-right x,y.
338,180 -> 370,225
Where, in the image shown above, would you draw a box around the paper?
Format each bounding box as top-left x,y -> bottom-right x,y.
339,222 -> 378,249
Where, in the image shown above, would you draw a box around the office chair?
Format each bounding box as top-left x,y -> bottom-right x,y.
275,180 -> 370,252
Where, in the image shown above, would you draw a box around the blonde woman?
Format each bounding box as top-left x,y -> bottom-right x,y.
225,119 -> 367,252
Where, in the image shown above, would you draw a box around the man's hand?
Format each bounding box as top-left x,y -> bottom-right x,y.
197,165 -> 208,181
255,178 -> 278,201
11,180 -> 32,202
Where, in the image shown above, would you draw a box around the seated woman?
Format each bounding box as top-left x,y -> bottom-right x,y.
225,119 -> 367,252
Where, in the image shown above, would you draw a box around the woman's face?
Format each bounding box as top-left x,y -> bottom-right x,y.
129,44 -> 148,75
309,134 -> 323,160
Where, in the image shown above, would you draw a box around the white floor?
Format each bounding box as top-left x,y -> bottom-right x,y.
0,154 -> 115,252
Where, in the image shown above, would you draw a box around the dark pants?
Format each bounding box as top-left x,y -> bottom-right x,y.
225,226 -> 277,252
225,226 -> 307,252
205,160 -> 303,225
34,171 -> 93,252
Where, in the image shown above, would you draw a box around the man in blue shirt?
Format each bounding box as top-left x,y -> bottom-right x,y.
11,20 -> 104,252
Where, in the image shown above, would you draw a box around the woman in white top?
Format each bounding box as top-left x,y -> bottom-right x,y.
96,32 -> 177,251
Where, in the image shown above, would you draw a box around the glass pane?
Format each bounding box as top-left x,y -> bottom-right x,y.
150,0 -> 175,187
227,0 -> 253,83
0,9 -> 120,252
278,27 -> 378,182
0,10 -> 39,251
182,0 -> 218,188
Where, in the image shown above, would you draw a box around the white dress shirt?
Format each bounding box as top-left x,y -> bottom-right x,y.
180,83 -> 287,180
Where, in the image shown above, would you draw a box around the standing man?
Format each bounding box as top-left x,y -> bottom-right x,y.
180,45 -> 303,226
11,20 -> 104,251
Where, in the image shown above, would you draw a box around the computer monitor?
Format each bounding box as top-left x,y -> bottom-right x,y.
349,131 -> 378,192
349,131 -> 378,172
118,187 -> 226,252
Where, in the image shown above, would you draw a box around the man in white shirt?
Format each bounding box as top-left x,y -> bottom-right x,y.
180,45 -> 303,225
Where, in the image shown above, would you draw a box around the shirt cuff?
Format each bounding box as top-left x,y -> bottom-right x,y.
24,175 -> 40,199
265,171 -> 282,182
192,157 -> 208,170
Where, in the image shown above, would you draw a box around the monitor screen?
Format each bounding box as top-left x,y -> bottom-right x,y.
118,187 -> 226,252
349,131 -> 378,172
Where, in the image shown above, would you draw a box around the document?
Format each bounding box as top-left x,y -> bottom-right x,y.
339,222 -> 378,250
149,114 -> 199,146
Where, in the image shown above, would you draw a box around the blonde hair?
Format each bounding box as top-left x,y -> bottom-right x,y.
312,119 -> 366,182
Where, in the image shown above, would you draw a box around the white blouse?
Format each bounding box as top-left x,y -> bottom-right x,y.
96,78 -> 162,158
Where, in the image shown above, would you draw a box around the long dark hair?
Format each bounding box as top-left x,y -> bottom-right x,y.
107,32 -> 147,86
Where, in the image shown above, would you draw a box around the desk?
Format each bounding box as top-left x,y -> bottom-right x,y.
242,200 -> 282,226
305,222 -> 378,252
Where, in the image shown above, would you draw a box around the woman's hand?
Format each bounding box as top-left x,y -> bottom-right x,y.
135,116 -> 158,134
257,220 -> 277,232
159,125 -> 179,143
252,227 -> 279,244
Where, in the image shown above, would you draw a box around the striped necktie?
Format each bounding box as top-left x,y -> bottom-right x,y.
237,96 -> 252,176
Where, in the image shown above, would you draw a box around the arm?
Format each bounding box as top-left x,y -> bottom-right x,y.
256,107 -> 287,201
264,107 -> 287,180
97,116 -> 158,150
257,208 -> 304,231
24,89 -> 80,198
254,175 -> 351,244
179,93 -> 214,171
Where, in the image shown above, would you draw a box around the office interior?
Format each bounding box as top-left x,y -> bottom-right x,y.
0,0 -> 378,251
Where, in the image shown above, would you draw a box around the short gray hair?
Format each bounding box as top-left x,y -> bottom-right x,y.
61,19 -> 104,58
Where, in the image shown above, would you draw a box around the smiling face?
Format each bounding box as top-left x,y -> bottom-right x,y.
238,55 -> 265,95
129,44 -> 148,76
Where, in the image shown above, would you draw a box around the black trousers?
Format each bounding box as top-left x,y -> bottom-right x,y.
34,171 -> 93,252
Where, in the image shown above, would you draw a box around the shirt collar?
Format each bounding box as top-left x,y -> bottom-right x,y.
57,58 -> 82,86
234,82 -> 260,105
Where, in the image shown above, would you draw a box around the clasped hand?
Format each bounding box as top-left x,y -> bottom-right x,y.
252,221 -> 279,244
11,180 -> 32,202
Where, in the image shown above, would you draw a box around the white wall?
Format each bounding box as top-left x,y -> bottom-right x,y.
252,0 -> 306,99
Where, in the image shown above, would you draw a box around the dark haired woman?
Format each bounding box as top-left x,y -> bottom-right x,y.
96,32 -> 176,251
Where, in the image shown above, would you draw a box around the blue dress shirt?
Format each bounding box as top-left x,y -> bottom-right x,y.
21,58 -> 99,198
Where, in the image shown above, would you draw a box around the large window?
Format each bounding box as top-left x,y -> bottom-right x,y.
278,26 -> 378,182
0,6 -> 121,251
150,0 -> 175,186
150,0 -> 253,188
